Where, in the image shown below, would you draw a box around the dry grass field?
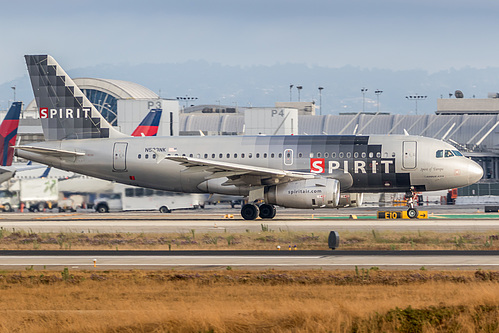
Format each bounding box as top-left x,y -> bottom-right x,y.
0,228 -> 498,251
0,269 -> 498,332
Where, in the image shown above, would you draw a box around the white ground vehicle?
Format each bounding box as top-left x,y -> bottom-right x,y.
0,190 -> 18,212
94,185 -> 204,213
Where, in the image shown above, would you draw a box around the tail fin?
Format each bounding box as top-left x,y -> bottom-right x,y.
24,55 -> 125,140
131,109 -> 162,137
0,102 -> 22,166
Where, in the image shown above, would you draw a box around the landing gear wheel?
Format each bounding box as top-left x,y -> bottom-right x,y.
241,203 -> 259,220
259,204 -> 276,219
407,208 -> 418,219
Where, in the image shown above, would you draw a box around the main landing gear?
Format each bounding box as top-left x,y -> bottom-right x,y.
405,188 -> 419,219
240,203 -> 277,220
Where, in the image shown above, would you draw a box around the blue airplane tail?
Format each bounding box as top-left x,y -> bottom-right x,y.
131,109 -> 162,137
0,102 -> 22,166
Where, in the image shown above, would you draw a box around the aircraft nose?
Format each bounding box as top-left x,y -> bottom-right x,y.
467,160 -> 483,185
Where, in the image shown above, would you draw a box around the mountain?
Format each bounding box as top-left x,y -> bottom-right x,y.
2,62 -> 499,115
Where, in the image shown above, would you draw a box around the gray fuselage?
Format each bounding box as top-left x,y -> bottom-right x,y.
16,134 -> 483,197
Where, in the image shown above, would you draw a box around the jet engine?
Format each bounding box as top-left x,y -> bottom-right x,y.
337,193 -> 363,208
265,178 -> 340,209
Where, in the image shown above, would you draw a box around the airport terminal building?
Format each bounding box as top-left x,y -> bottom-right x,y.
6,79 -> 499,198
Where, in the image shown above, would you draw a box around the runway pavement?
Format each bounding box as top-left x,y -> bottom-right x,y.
0,250 -> 498,270
0,207 -> 498,233
0,207 -> 497,270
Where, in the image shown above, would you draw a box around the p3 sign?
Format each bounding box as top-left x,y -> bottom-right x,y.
310,158 -> 325,173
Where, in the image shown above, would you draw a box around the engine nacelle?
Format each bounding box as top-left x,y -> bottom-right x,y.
337,193 -> 364,208
265,178 -> 340,209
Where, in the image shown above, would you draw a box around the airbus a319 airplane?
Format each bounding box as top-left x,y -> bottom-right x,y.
16,55 -> 483,219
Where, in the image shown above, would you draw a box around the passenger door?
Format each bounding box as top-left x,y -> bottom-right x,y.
113,142 -> 128,172
403,141 -> 417,169
284,149 -> 293,166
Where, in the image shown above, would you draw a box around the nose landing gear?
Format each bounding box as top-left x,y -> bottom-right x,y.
405,188 -> 419,219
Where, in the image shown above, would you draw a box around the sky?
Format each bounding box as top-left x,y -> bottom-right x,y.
2,0 -> 499,113
2,0 -> 499,82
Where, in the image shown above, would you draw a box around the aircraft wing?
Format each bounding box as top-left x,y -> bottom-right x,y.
14,146 -> 85,158
165,155 -> 316,186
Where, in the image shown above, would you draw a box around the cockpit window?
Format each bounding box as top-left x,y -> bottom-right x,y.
445,150 -> 454,157
436,150 -> 443,158
452,150 -> 463,157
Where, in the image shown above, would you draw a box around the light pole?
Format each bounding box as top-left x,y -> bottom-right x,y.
375,89 -> 383,113
405,94 -> 427,115
361,87 -> 368,112
297,86 -> 303,102
289,84 -> 294,102
318,87 -> 324,115
11,86 -> 16,102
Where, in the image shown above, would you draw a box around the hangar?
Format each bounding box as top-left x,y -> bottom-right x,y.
7,78 -> 499,197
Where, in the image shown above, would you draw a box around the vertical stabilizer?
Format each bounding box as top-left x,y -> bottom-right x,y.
0,102 -> 22,166
25,55 -> 125,140
131,109 -> 162,137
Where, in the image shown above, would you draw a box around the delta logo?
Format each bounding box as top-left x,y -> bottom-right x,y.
39,107 -> 91,119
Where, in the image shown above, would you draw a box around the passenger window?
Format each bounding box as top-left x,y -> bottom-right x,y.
263,153 -> 267,158
241,153 -> 245,158
317,152 -> 321,158
354,152 -> 358,158
219,153 -> 223,158
256,153 -> 260,158
227,153 -> 230,158
392,152 -> 396,157
145,154 -> 149,159
153,154 -> 157,159
346,152 -> 351,158
324,152 -> 329,158
189,154 -> 193,157
361,152 -> 366,158
332,152 -> 336,158
249,153 -> 253,158
339,152 -> 344,158
138,154 -> 141,159
271,153 -> 275,158
436,150 -> 443,158
204,154 -> 208,158
212,154 -> 215,158
309,153 -> 314,158
369,152 -> 373,158
278,153 -> 282,158
376,152 -> 381,158
234,153 -> 238,158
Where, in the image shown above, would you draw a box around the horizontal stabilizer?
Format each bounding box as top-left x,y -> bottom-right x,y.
14,145 -> 85,158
